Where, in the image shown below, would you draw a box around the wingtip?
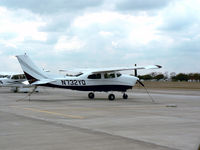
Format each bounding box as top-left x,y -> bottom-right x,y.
156,65 -> 162,68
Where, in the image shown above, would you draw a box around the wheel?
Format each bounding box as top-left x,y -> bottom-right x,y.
14,87 -> 18,93
108,94 -> 115,101
123,93 -> 128,99
88,92 -> 95,99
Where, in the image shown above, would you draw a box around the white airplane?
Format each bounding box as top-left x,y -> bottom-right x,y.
16,54 -> 161,100
0,72 -> 38,93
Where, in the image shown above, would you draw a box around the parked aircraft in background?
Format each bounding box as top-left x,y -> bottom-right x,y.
16,54 -> 161,100
0,72 -> 38,93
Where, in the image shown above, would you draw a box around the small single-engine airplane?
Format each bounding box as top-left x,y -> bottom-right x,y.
16,54 -> 161,100
0,72 -> 39,93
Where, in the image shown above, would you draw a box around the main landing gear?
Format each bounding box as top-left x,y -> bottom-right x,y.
88,92 -> 95,99
88,92 -> 128,101
108,94 -> 115,101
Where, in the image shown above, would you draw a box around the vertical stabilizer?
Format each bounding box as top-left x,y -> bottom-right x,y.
16,54 -> 49,84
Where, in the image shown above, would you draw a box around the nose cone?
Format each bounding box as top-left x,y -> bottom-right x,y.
131,76 -> 139,86
125,75 -> 138,86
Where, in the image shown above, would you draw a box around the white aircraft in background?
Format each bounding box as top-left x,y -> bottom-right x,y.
16,54 -> 161,100
0,72 -> 39,93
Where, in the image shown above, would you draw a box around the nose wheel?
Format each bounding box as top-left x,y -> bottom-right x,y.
123,93 -> 128,99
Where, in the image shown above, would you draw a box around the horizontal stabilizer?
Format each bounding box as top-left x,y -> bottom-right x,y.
31,79 -> 56,85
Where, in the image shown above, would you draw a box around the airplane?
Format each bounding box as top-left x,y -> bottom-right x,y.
0,72 -> 39,93
16,54 -> 161,100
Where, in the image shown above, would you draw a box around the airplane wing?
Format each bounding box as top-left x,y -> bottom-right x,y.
91,65 -> 162,74
59,65 -> 162,74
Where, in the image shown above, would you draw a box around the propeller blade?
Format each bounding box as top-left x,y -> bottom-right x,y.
137,80 -> 144,87
134,64 -> 137,77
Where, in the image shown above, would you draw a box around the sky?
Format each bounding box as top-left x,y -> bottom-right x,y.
0,0 -> 200,75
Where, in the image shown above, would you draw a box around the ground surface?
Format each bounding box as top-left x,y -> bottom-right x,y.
0,87 -> 200,150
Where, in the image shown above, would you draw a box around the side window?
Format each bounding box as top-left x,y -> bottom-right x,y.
88,73 -> 101,79
104,73 -> 115,79
11,75 -> 19,79
20,74 -> 26,79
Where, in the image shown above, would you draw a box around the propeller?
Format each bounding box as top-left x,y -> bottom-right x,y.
134,64 -> 137,77
137,79 -> 155,103
137,79 -> 144,87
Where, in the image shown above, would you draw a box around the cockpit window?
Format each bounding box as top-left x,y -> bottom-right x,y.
21,74 -> 26,79
88,73 -> 101,79
104,73 -> 115,79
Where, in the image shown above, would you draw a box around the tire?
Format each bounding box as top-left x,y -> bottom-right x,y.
14,87 -> 18,93
123,93 -> 128,99
88,92 -> 95,99
108,94 -> 115,101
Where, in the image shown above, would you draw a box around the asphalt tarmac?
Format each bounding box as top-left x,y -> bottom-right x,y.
0,87 -> 200,150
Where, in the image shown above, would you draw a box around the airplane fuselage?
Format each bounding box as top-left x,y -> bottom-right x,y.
40,73 -> 138,92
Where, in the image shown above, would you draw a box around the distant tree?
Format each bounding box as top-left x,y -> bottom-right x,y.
188,73 -> 200,81
138,74 -> 153,80
172,73 -> 189,81
154,74 -> 164,80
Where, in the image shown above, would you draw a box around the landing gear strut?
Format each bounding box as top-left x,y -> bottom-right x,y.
88,92 -> 95,99
123,93 -> 128,99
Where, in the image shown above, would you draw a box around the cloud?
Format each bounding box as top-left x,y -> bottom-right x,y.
0,7 -> 47,49
0,0 -> 200,74
38,13 -> 74,32
159,0 -> 200,31
54,36 -> 85,52
0,0 -> 102,14
115,0 -> 172,11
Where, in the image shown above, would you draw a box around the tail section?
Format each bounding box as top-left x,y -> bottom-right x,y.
16,54 -> 49,84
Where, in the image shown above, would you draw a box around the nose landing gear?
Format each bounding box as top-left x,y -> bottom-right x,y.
123,93 -> 128,99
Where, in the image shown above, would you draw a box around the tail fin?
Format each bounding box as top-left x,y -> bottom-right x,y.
16,54 -> 49,84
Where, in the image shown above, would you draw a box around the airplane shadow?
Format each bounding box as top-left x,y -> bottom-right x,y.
15,96 -> 160,105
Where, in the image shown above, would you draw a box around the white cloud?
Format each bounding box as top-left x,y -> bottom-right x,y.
0,55 -> 22,72
73,11 -> 162,46
54,36 -> 85,52
0,0 -> 200,74
99,31 -> 113,37
0,7 -> 47,48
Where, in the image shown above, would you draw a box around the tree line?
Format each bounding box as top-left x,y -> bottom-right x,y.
137,72 -> 200,81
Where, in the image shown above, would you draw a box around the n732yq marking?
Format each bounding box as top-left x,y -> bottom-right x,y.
16,54 -> 161,100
